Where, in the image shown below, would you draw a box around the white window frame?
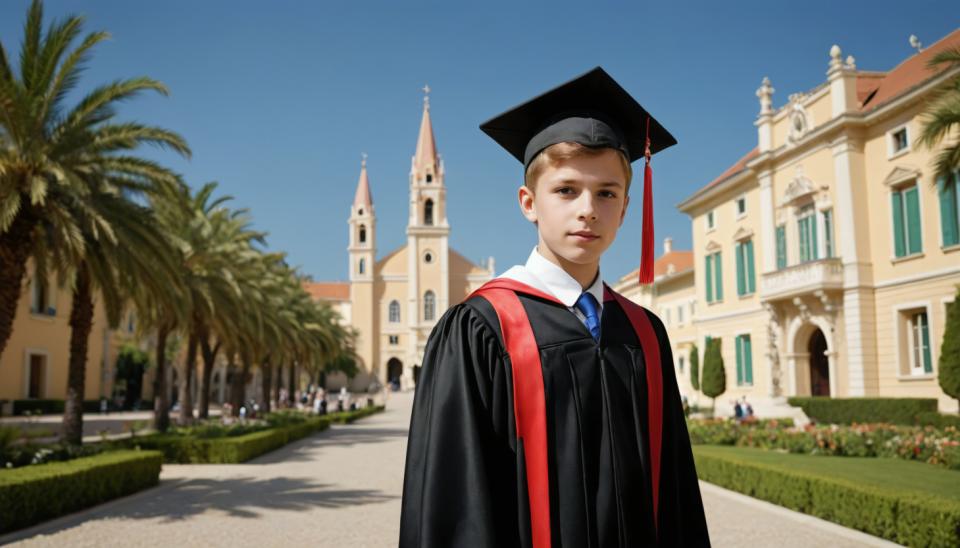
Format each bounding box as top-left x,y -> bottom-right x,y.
735,194 -> 747,219
388,300 -> 401,323
706,209 -> 715,232
889,181 -> 925,262
887,123 -> 911,159
892,301 -> 935,378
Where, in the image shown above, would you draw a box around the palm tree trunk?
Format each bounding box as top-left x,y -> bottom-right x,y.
275,361 -> 284,407
198,333 -> 220,419
178,331 -> 197,425
153,323 -> 172,432
228,352 -> 243,417
260,358 -> 273,414
0,207 -> 38,360
63,268 -> 93,445
288,361 -> 297,406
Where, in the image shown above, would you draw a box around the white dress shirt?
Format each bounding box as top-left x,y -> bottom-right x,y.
498,247 -> 604,328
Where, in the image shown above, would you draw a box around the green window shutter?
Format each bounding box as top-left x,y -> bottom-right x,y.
905,186 -> 922,254
735,243 -> 745,296
892,190 -> 906,257
735,335 -> 743,385
798,217 -> 807,261
745,335 -> 753,384
823,210 -> 834,258
705,254 -> 713,302
811,212 -> 819,260
920,313 -> 933,373
746,240 -> 756,293
715,252 -> 724,300
939,175 -> 959,247
776,225 -> 786,269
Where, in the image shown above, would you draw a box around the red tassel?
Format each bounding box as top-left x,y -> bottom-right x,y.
639,118 -> 654,285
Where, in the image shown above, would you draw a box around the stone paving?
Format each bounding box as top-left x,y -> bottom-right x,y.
2,390 -> 897,547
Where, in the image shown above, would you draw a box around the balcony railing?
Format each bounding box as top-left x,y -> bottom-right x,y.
760,258 -> 843,301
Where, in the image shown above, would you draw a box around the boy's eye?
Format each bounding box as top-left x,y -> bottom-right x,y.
556,186 -> 575,195
599,190 -> 617,198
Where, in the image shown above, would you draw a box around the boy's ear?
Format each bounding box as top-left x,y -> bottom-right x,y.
518,184 -> 538,224
619,194 -> 630,227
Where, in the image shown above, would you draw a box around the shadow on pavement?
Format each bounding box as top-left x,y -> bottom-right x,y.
1,476 -> 398,542
252,426 -> 409,465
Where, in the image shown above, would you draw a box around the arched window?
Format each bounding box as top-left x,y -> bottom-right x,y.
359,224 -> 367,244
424,290 -> 436,321
358,208 -> 364,216
426,173 -> 433,183
424,199 -> 434,226
358,258 -> 365,275
389,300 -> 401,323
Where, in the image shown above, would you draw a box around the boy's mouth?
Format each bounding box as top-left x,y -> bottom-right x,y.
569,230 -> 600,241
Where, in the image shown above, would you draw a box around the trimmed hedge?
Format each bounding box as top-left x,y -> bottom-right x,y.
0,449 -> 162,533
788,397 -> 938,425
694,447 -> 960,547
918,412 -> 960,429
133,405 -> 385,464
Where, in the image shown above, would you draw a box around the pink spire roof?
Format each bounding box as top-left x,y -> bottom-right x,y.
413,94 -> 439,173
353,155 -> 373,207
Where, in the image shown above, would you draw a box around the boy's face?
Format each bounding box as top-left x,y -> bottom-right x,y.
518,148 -> 630,274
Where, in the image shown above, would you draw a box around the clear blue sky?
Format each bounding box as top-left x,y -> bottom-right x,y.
1,1 -> 955,282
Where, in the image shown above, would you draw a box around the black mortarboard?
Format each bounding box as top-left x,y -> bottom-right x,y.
479,66 -> 676,285
479,66 -> 676,168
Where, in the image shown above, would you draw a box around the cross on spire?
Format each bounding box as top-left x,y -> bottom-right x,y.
361,152 -> 367,168
422,84 -> 431,109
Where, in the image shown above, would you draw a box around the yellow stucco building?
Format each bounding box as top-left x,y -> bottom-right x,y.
0,264 -> 123,411
308,93 -> 494,390
639,29 -> 960,414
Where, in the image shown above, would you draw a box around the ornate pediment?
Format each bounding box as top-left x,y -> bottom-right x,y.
882,165 -> 921,187
732,227 -> 754,242
705,240 -> 722,252
781,166 -> 815,206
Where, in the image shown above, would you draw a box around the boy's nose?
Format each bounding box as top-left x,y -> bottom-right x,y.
577,195 -> 598,221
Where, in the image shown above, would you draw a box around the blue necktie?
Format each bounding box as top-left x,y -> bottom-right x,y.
575,292 -> 601,342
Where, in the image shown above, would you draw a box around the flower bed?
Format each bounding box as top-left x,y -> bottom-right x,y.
693,445 -> 960,547
128,405 -> 385,464
687,418 -> 960,470
0,449 -> 163,533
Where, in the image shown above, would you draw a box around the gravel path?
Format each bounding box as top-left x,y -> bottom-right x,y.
3,389 -> 896,547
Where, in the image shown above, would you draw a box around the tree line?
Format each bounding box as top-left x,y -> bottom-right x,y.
0,0 -> 357,445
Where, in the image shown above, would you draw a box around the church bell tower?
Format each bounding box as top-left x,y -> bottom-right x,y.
406,86 -> 450,371
348,155 -> 377,381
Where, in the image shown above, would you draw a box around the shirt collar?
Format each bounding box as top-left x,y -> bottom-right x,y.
524,247 -> 604,308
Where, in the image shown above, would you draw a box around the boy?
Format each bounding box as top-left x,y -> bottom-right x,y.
399,67 -> 710,547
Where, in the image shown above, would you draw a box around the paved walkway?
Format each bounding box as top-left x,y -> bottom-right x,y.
3,390 -> 897,547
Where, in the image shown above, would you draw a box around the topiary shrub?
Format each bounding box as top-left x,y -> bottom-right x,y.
689,344 -> 700,392
939,286 -> 960,410
0,450 -> 162,533
787,397 -> 938,425
701,338 -> 726,415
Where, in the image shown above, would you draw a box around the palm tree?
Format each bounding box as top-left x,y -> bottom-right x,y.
0,0 -> 190,362
52,189 -> 184,444
919,46 -> 960,184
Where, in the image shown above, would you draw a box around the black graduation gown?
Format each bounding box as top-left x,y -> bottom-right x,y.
399,288 -> 710,548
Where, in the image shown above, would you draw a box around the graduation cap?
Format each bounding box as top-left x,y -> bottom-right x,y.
480,66 -> 676,285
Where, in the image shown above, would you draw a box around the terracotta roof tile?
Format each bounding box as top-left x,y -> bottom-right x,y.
303,281 -> 350,301
619,250 -> 694,283
860,28 -> 960,112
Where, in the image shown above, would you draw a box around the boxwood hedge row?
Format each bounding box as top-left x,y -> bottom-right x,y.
132,405 -> 385,464
0,449 -> 162,533
694,449 -> 960,547
787,397 -> 938,425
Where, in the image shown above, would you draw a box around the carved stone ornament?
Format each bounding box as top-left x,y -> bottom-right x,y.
781,165 -> 816,206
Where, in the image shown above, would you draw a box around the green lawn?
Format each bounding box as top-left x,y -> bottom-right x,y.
694,445 -> 960,501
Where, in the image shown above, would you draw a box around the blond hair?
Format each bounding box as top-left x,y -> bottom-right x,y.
524,142 -> 633,192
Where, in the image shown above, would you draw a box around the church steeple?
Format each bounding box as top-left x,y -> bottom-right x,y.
348,154 -> 375,283
411,85 -> 442,182
353,154 -> 373,207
